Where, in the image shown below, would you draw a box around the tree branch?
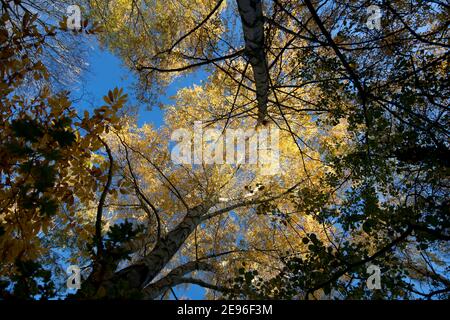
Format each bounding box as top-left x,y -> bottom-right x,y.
95,138 -> 114,259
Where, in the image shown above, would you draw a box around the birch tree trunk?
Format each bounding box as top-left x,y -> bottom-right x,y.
236,0 -> 269,124
141,204 -> 208,284
77,204 -> 211,298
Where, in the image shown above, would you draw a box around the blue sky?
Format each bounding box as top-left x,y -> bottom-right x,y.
70,40 -> 207,300
71,41 -> 207,128
71,41 -> 163,126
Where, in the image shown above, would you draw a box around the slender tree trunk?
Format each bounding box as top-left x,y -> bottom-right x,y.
141,204 -> 207,284
77,204 -> 210,298
236,0 -> 269,124
143,261 -> 214,299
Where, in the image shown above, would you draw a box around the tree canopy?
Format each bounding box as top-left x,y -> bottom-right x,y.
0,0 -> 448,300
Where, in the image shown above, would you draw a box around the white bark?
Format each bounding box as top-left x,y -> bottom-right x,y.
141,204 -> 210,285
236,0 -> 269,124
143,261 -> 213,299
